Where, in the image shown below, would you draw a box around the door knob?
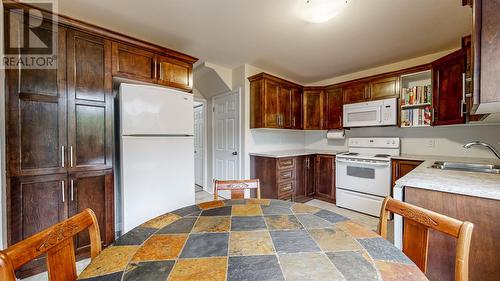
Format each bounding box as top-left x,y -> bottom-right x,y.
232,151 -> 238,156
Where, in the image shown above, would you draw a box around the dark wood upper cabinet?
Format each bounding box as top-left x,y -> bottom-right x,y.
249,73 -> 303,129
343,82 -> 368,104
303,88 -> 325,130
432,49 -> 466,126
278,86 -> 293,128
5,19 -> 68,177
324,87 -> 343,129
111,42 -> 157,83
264,80 -> 280,128
291,88 -> 303,129
342,76 -> 397,104
69,170 -> 114,251
111,42 -> 194,92
67,31 -> 113,172
315,155 -> 335,203
370,75 -> 399,100
472,0 -> 500,114
157,56 -> 193,91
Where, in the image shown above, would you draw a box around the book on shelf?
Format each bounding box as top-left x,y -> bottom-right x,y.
401,106 -> 432,127
401,85 -> 432,106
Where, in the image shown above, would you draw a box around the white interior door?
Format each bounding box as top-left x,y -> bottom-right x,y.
194,105 -> 204,187
213,90 -> 240,198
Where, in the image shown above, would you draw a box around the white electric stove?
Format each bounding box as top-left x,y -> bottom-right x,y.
335,137 -> 400,216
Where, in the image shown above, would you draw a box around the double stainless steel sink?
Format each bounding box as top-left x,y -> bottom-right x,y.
431,161 -> 500,174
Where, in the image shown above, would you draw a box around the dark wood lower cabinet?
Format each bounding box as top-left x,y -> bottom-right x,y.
391,159 -> 424,188
250,157 -> 296,201
405,187 -> 500,281
314,155 -> 336,203
251,154 -> 336,203
9,174 -> 68,245
8,171 -> 114,278
69,170 -> 115,252
305,155 -> 316,198
9,174 -> 68,278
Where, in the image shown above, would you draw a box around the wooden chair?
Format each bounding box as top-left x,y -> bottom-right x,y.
214,179 -> 261,200
379,196 -> 473,281
0,209 -> 102,281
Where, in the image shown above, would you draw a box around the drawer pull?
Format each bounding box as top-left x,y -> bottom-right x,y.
279,159 -> 295,169
280,184 -> 293,192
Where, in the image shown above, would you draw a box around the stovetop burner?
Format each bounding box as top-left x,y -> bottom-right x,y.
374,154 -> 391,158
343,152 -> 359,156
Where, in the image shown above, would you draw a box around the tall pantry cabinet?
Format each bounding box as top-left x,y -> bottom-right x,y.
4,11 -> 114,277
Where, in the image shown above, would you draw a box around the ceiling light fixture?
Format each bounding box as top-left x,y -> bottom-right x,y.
297,0 -> 348,23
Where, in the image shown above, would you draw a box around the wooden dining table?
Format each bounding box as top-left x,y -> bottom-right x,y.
78,199 -> 428,281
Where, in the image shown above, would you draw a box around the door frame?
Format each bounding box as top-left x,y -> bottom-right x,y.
211,89 -> 242,190
194,97 -> 209,191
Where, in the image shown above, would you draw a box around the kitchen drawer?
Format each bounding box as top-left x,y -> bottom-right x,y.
277,158 -> 295,170
278,181 -> 295,195
277,169 -> 295,182
278,192 -> 293,202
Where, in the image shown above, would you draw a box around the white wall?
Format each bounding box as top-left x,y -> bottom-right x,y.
0,0 -> 6,249
305,125 -> 500,159
236,64 -> 305,178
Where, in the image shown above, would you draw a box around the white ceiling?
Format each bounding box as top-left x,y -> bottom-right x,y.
57,0 -> 472,84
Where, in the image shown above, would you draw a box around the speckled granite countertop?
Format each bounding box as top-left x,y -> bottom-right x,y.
394,155 -> 500,200
78,199 -> 427,281
249,149 -> 346,158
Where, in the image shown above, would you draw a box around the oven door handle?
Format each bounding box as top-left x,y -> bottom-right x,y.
336,158 -> 390,167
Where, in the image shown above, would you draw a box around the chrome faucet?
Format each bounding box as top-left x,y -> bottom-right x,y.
463,141 -> 500,159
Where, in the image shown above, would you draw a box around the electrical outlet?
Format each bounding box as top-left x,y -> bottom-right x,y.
427,139 -> 436,148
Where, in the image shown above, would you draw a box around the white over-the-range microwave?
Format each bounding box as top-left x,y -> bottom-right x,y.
343,98 -> 397,127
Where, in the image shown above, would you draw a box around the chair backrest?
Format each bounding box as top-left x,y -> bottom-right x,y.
214,179 -> 261,200
379,197 -> 473,281
0,209 -> 102,281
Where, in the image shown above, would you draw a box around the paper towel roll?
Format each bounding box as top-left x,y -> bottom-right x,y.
326,129 -> 345,140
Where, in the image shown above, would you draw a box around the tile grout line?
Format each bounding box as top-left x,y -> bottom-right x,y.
165,208 -> 203,281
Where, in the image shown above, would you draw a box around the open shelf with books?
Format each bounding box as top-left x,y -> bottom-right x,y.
400,70 -> 432,127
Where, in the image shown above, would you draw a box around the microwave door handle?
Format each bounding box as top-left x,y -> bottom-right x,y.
378,106 -> 383,123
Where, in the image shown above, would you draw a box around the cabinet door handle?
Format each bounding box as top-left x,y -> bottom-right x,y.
61,145 -> 65,168
70,179 -> 74,201
159,63 -> 163,80
61,181 -> 65,203
70,146 -> 74,167
154,60 -> 157,79
461,73 -> 464,116
292,117 -> 296,127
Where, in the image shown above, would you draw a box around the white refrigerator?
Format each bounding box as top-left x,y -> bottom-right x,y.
118,83 -> 195,233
